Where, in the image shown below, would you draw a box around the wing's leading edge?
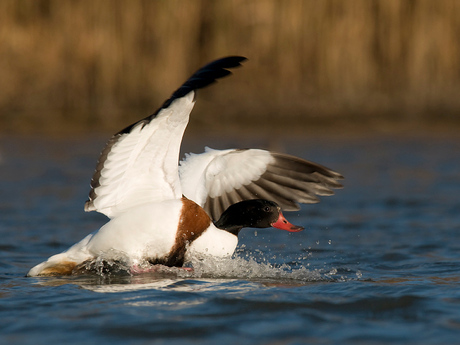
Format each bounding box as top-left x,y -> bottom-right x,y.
85,57 -> 246,218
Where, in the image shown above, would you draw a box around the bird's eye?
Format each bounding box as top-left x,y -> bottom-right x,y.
264,206 -> 271,212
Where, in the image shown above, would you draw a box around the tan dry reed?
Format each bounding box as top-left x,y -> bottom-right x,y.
1,0 -> 460,131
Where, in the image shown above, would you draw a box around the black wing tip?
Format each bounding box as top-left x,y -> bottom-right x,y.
209,55 -> 248,68
116,56 -> 247,136
164,55 -> 247,107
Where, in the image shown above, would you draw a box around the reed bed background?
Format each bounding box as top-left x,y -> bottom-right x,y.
1,0 -> 460,133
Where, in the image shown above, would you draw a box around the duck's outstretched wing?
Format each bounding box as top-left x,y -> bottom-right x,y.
85,56 -> 246,218
179,147 -> 344,220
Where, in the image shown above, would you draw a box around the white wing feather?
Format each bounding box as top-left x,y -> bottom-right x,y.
179,147 -> 273,208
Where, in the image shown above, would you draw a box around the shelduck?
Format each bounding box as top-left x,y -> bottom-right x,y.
27,56 -> 343,277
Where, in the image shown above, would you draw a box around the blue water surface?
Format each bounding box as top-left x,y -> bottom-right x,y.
1,131 -> 459,344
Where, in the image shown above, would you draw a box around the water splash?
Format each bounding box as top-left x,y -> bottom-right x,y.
185,256 -> 324,283
45,243 -> 360,285
67,254 -> 327,284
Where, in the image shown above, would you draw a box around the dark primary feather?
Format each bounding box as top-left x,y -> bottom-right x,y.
84,56 -> 247,213
119,56 -> 247,135
204,151 -> 344,220
165,56 -> 246,107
